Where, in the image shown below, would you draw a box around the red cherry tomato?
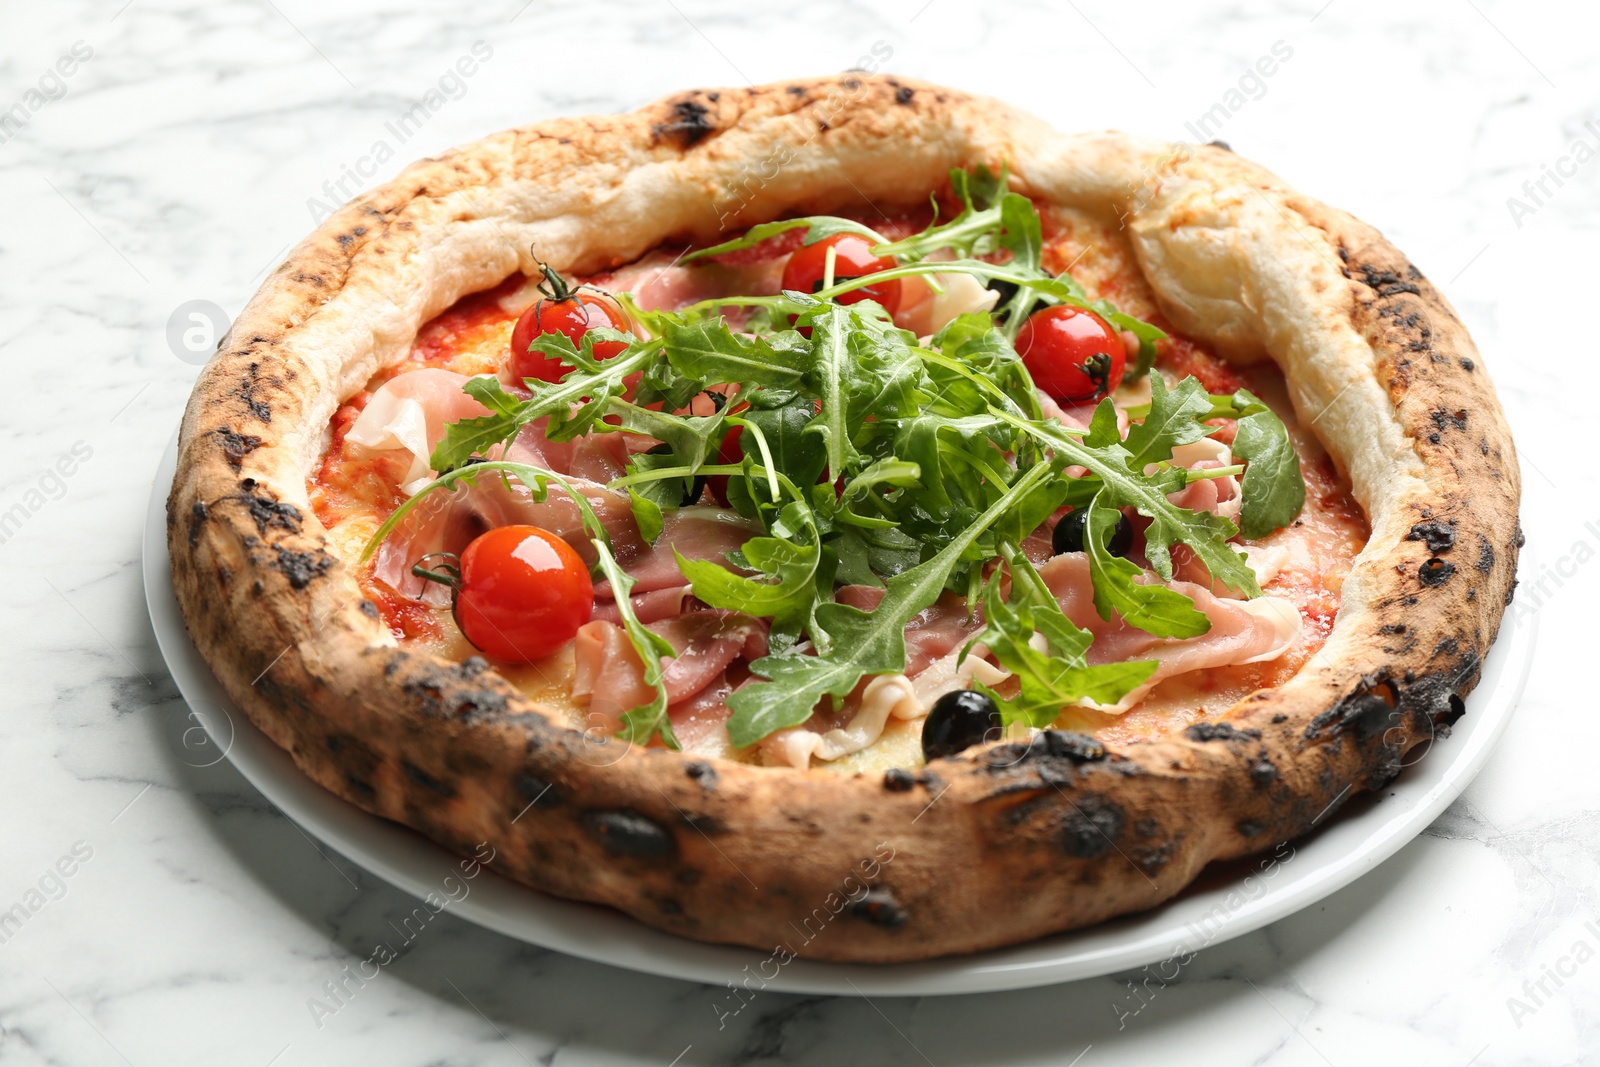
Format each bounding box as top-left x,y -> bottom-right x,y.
781,233 -> 901,314
509,293 -> 629,384
1015,305 -> 1126,402
706,425 -> 745,506
452,526 -> 593,662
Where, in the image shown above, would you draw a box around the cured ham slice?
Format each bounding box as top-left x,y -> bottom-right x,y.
571,610 -> 768,732
345,368 -> 491,494
1038,552 -> 1299,712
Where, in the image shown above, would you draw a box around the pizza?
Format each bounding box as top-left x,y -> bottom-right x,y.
168,75 -> 1521,962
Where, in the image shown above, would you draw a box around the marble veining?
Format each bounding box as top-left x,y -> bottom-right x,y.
1,0 -> 1595,1063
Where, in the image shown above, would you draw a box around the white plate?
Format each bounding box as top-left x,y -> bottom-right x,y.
143,431 -> 1534,995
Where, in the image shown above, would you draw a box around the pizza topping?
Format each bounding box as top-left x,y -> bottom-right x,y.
356,167 -> 1319,761
921,689 -> 1003,761
780,232 -> 902,314
1015,304 -> 1127,402
412,524 -> 594,663
508,265 -> 631,383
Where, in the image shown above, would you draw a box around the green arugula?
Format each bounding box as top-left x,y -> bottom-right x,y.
964,548 -> 1159,728
376,166 -> 1311,752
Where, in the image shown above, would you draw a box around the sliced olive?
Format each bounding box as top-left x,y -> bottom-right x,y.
1052,507 -> 1133,557
645,444 -> 706,506
922,689 -> 1003,762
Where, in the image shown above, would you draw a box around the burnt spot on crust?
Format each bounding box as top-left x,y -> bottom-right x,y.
1306,679 -> 1398,743
1379,623 -> 1406,634
850,888 -> 909,928
1237,820 -> 1264,838
1207,140 -> 1233,152
653,99 -> 716,148
400,660 -> 511,719
188,500 -> 207,547
983,730 -> 1108,787
1461,357 -> 1476,372
402,760 -> 457,798
271,545 -> 333,590
894,85 -> 915,105
235,362 -> 273,423
359,599 -> 381,619
513,771 -> 561,810
583,810 -> 677,858
233,485 -> 302,536
1137,841 -> 1174,873
1353,263 -> 1422,299
212,428 -> 263,470
1406,520 -> 1457,553
1431,409 -> 1469,434
685,760 -> 717,788
1250,753 -> 1278,786
1184,722 -> 1262,743
1476,536 -> 1496,574
1060,794 -> 1126,859
883,767 -> 915,792
334,225 -> 368,252
1419,557 -> 1457,586
326,733 -> 382,800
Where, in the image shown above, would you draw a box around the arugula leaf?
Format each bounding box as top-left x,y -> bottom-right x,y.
967,554 -> 1159,728
661,318 -> 810,388
681,216 -> 885,263
429,336 -> 661,471
1121,374 -> 1214,470
628,490 -> 664,544
1229,390 -> 1305,538
1000,410 -> 1260,596
1084,493 -> 1211,638
723,460 -> 1055,748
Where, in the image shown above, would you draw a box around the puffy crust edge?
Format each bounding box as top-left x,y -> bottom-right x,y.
167,75 -> 1520,961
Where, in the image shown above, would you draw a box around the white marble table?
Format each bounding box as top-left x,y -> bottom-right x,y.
2,1 -> 1594,1063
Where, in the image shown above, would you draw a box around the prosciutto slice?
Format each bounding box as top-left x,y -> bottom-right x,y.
345,368 -> 491,494
571,610 -> 768,732
1038,552 -> 1299,711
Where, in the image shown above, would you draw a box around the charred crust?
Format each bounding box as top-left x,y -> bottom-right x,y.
883,767 -> 916,792
1430,409 -> 1469,433
1353,263 -> 1422,298
850,889 -> 909,928
685,760 -> 717,787
358,599 -> 380,619
894,86 -> 915,105
1237,819 -> 1264,838
212,428 -> 263,470
1249,754 -> 1278,786
1476,536 -> 1495,575
402,760 -> 456,798
270,546 -> 333,590
1406,520 -> 1456,553
233,486 -> 302,536
1419,557 -> 1456,586
1184,722 -> 1262,743
234,362 -> 273,423
583,810 -> 676,858
188,500 -> 207,547
1059,794 -> 1126,859
653,99 -> 716,148
514,772 -> 561,809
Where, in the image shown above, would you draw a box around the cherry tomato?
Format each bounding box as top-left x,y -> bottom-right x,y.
781,233 -> 901,314
706,425 -> 745,506
1015,305 -> 1126,402
509,292 -> 629,384
452,526 -> 594,662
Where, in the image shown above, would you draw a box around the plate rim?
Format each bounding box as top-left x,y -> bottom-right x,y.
143,428 -> 1534,995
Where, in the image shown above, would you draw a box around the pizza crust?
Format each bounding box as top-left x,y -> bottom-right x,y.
168,75 -> 1520,961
